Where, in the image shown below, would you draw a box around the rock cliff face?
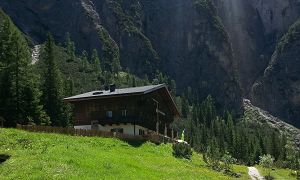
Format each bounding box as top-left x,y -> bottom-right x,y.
213,0 -> 300,94
0,0 -> 242,112
250,0 -> 300,34
250,20 -> 300,127
140,0 -> 242,111
1,0 -> 300,127
212,0 -> 300,127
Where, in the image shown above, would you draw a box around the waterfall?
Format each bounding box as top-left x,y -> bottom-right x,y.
31,45 -> 41,65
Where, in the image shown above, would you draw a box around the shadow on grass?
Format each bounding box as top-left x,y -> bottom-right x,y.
126,140 -> 148,147
0,154 -> 10,164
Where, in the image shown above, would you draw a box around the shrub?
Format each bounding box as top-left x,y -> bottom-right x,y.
172,141 -> 192,159
203,146 -> 222,171
221,152 -> 237,173
259,154 -> 274,180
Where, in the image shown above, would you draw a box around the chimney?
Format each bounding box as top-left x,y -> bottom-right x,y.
110,84 -> 116,92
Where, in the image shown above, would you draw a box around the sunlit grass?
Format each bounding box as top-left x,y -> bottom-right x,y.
256,166 -> 297,180
0,128 -> 249,179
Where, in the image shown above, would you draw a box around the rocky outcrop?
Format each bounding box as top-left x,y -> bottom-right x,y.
105,0 -> 242,111
249,0 -> 300,35
243,99 -> 300,149
213,0 -> 300,95
211,0 -> 300,127
250,19 -> 300,128
140,0 -> 242,111
1,0 -> 299,127
213,0 -> 267,94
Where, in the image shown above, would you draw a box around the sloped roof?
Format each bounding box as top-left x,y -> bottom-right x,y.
64,84 -> 180,117
64,84 -> 164,101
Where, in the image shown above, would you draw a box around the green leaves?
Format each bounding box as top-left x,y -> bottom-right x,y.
42,33 -> 64,126
0,9 -> 46,126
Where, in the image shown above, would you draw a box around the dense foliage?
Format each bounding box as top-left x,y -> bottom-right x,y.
179,94 -> 299,169
0,10 -> 47,126
172,141 -> 192,159
0,9 -> 170,127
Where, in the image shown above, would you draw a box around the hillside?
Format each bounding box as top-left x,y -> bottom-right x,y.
1,0 -> 300,127
243,99 -> 300,150
0,0 -> 243,114
0,128 -> 249,179
250,19 -> 300,128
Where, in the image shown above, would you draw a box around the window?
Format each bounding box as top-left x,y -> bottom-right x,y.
121,109 -> 127,117
106,111 -> 113,118
111,128 -> 123,133
139,129 -> 145,136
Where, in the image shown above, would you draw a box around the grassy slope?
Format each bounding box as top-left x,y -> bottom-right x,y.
0,129 -> 248,179
256,166 -> 297,180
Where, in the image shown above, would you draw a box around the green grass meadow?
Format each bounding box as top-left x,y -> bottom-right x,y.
0,128 -> 250,179
256,166 -> 297,180
0,128 -> 295,179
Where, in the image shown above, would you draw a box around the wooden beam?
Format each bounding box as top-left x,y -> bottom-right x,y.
156,109 -> 166,116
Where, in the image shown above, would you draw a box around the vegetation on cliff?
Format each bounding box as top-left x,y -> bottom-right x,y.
277,19 -> 300,54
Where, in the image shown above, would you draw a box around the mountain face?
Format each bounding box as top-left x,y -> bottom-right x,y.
0,0 -> 299,127
213,0 -> 300,94
250,20 -> 300,127
0,0 -> 242,112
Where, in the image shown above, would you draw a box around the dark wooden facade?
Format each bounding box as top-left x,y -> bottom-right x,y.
65,85 -> 180,136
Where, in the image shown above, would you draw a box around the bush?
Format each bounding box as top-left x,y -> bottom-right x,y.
172,141 -> 192,159
221,152 -> 237,173
259,154 -> 275,179
259,154 -> 274,169
203,146 -> 222,171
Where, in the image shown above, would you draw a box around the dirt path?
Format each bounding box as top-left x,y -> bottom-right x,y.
248,167 -> 265,180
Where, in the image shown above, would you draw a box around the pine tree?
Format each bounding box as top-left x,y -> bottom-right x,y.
42,33 -> 64,126
170,79 -> 177,96
225,112 -> 235,154
65,32 -> 75,61
0,10 -> 47,126
81,50 -> 89,72
91,49 -> 102,75
181,95 -> 189,118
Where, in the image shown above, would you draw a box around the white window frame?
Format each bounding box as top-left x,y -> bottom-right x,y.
121,109 -> 127,117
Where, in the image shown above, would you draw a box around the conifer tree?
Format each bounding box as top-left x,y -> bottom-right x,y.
181,95 -> 189,118
0,10 -> 47,126
170,79 -> 177,96
91,49 -> 102,75
65,32 -> 75,61
42,33 -> 64,126
225,112 -> 235,154
81,50 -> 89,72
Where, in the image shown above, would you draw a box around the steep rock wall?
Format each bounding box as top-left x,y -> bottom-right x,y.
0,0 -> 242,112
140,0 -> 242,111
250,20 -> 300,127
213,0 -> 300,95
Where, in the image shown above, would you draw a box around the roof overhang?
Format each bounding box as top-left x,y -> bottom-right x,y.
64,84 -> 181,117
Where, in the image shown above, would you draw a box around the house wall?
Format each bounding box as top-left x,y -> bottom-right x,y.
71,90 -> 176,136
74,124 -> 152,135
73,96 -> 140,125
